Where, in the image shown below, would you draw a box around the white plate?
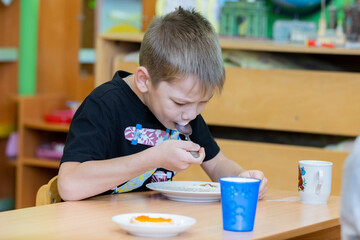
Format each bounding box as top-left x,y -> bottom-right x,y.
112,213 -> 196,238
146,181 -> 220,202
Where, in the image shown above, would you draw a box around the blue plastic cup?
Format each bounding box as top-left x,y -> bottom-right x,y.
219,177 -> 261,232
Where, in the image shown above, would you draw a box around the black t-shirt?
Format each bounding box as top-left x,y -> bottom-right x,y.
61,71 -> 220,194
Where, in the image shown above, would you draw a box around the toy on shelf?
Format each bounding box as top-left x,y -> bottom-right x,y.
306,39 -> 335,48
44,100 -> 79,124
155,0 -> 222,33
97,0 -> 142,33
220,0 -> 268,38
36,142 -> 65,160
344,0 -> 360,42
44,110 -> 74,124
273,20 -> 317,42
317,0 -> 346,46
5,132 -> 18,159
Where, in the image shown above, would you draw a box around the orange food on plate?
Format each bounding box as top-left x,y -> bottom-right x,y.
199,183 -> 217,187
131,215 -> 174,225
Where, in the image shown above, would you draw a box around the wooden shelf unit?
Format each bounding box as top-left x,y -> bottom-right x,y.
0,0 -> 19,209
219,37 -> 360,55
96,33 -> 360,195
24,120 -> 69,132
23,158 -> 60,169
99,32 -> 360,55
16,95 -> 69,208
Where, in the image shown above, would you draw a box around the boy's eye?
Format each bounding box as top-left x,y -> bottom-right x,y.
174,101 -> 186,106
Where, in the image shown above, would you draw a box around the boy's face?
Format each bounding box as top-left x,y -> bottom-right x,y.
144,75 -> 213,130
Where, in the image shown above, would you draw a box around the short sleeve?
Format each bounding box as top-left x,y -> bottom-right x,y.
61,96 -> 113,163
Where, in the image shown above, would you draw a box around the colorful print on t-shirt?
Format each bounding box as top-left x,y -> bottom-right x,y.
111,124 -> 179,194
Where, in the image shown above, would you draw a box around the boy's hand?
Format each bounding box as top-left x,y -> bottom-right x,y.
239,170 -> 268,200
156,140 -> 205,172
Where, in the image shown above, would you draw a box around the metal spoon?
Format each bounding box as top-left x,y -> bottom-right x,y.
175,123 -> 200,158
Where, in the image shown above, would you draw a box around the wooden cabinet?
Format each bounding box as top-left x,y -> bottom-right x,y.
96,33 -> 360,195
0,0 -> 19,209
11,0 -> 157,209
16,95 -> 69,208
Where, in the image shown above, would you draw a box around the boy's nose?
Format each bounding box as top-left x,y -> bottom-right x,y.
181,108 -> 197,121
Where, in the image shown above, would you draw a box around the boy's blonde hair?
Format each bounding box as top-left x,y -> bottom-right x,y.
139,7 -> 225,94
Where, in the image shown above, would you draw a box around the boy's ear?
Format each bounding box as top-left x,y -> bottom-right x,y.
134,66 -> 151,93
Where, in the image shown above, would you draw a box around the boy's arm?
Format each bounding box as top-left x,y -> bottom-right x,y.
58,148 -> 156,201
201,151 -> 268,199
58,139 -> 204,201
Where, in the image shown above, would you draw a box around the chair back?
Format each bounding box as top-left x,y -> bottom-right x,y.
36,176 -> 61,206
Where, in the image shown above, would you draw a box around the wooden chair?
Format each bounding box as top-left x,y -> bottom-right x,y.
36,175 -> 61,206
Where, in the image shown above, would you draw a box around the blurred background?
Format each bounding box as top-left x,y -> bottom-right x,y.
1,0 -> 359,211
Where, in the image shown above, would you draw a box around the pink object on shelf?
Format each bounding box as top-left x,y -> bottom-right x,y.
36,142 -> 64,160
6,132 -> 18,159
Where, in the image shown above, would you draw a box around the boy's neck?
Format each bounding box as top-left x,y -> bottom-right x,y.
125,74 -> 145,104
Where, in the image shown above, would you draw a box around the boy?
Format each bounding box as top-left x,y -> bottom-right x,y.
58,7 -> 267,201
